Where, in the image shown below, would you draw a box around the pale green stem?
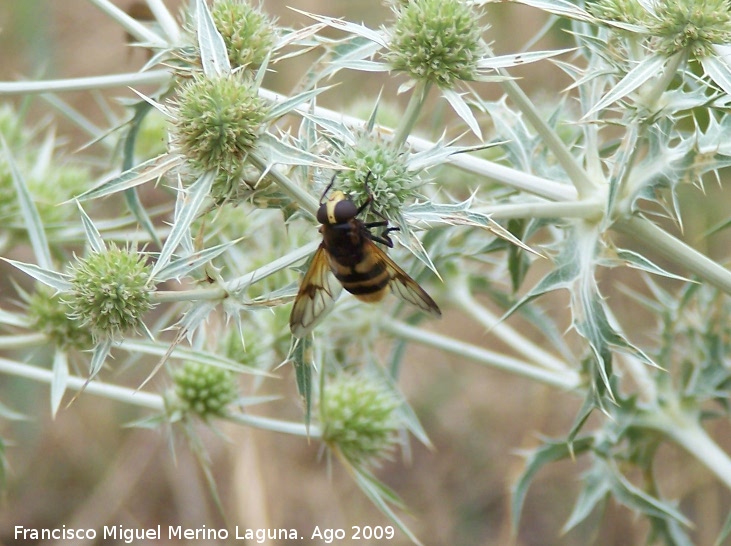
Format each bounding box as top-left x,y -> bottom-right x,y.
450,283 -> 572,373
0,356 -> 314,437
639,403 -> 731,491
382,318 -> 581,390
0,356 -> 164,410
0,70 -> 171,95
392,79 -> 432,148
225,413 -> 317,438
496,66 -> 595,198
87,0 -> 168,46
0,333 -> 47,350
614,217 -> 731,295
476,198 -> 602,220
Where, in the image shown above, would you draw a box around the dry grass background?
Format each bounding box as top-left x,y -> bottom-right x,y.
0,1 -> 730,545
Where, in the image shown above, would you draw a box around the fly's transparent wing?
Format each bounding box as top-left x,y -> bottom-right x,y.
367,241 -> 442,318
289,245 -> 343,337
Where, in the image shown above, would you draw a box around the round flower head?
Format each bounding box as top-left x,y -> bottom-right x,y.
650,0 -> 731,57
170,72 -> 269,201
320,374 -> 402,466
385,0 -> 487,88
172,361 -> 239,419
65,244 -> 153,342
335,133 -> 419,220
211,0 -> 276,68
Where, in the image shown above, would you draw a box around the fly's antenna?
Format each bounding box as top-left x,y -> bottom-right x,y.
319,173 -> 339,204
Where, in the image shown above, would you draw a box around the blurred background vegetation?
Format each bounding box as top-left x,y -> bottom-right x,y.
1,1 -> 730,545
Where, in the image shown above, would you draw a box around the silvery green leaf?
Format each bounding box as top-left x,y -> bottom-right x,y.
265,86 -> 334,122
701,53 -> 731,97
290,8 -> 388,48
154,239 -> 239,282
613,249 -> 693,282
76,201 -> 106,254
350,466 -> 422,546
150,171 -> 213,279
75,153 -> 181,201
476,48 -> 574,70
441,88 -> 482,139
585,54 -> 668,118
299,112 -> 357,145
88,337 -> 113,380
2,259 -> 72,292
0,308 -> 31,328
331,59 -> 389,72
404,201 -> 538,255
408,140 -> 502,172
256,132 -> 342,168
499,0 -> 593,22
195,0 -> 231,77
51,350 -> 69,419
2,137 -> 53,271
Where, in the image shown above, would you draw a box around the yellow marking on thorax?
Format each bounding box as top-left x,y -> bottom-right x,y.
325,191 -> 347,224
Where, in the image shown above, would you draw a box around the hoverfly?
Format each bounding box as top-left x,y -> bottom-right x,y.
289,176 -> 441,337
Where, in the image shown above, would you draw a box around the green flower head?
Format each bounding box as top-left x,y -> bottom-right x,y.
321,374 -> 402,466
211,0 -> 276,68
170,72 -> 269,200
172,361 -> 239,419
385,0 -> 487,88
652,0 -> 731,57
65,245 -> 153,342
335,133 -> 419,220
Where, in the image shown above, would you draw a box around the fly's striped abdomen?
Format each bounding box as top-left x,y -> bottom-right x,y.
328,250 -> 390,302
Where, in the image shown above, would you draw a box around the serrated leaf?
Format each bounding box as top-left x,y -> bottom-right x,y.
585,54 -> 668,118
75,153 -> 181,202
150,171 -> 213,279
76,201 -> 106,254
562,462 -> 612,532
2,259 -> 72,292
512,437 -> 594,530
607,460 -> 691,526
51,350 -> 69,418
195,0 -> 230,77
2,137 -> 53,270
614,249 -> 693,282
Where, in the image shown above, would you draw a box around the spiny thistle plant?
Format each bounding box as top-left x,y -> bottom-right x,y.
4,0 -> 731,543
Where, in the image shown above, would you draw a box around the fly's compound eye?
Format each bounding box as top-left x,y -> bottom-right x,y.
332,199 -> 358,222
317,196 -> 358,225
316,202 -> 329,224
